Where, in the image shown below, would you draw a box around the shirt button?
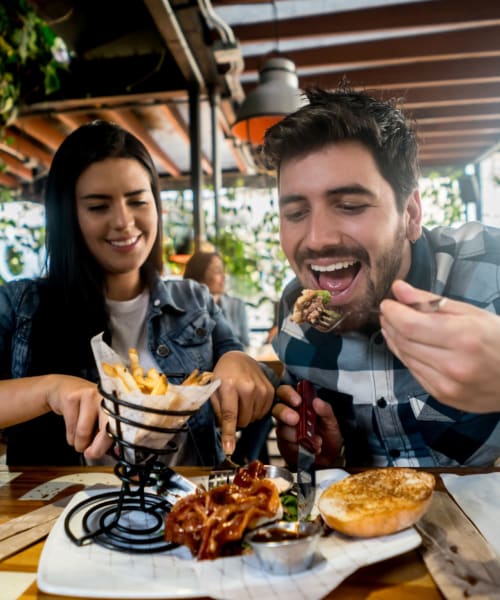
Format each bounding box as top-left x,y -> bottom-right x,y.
389,449 -> 401,458
156,344 -> 170,357
195,327 -> 206,337
377,397 -> 387,408
153,298 -> 161,307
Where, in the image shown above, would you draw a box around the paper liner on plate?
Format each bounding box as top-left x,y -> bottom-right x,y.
91,333 -> 220,454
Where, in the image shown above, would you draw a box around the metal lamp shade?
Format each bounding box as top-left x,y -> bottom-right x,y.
231,57 -> 302,146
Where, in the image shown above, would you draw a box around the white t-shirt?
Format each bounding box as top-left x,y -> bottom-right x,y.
105,288 -> 159,371
103,288 -> 194,466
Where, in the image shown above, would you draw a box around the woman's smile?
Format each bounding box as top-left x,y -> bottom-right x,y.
107,235 -> 141,249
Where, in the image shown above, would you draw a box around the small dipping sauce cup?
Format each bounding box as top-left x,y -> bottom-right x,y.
245,520 -> 321,575
264,465 -> 294,494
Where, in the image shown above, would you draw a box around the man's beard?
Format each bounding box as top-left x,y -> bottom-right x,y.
336,225 -> 407,333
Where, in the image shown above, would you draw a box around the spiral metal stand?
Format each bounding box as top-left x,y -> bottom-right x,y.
64,385 -> 198,553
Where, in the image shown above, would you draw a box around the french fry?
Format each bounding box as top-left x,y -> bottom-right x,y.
115,364 -> 140,392
104,347 -> 213,395
151,373 -> 168,395
143,367 -> 161,393
128,348 -> 145,388
196,371 -> 213,385
182,369 -> 200,386
102,362 -> 118,378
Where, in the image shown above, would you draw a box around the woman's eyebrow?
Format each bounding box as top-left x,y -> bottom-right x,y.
79,188 -> 148,200
124,188 -> 149,197
79,192 -> 110,200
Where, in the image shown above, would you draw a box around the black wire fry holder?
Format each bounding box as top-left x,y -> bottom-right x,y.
64,384 -> 198,553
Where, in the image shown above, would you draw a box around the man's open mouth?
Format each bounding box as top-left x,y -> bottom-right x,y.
310,260 -> 361,293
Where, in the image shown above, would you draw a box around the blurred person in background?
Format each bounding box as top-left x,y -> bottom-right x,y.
183,251 -> 250,349
184,251 -> 273,463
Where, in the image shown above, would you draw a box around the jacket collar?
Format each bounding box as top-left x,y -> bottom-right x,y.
149,274 -> 187,314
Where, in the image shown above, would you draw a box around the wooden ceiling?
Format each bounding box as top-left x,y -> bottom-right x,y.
2,0 -> 500,201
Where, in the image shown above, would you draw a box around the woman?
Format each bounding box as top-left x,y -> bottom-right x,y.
183,251 -> 250,348
0,120 -> 273,465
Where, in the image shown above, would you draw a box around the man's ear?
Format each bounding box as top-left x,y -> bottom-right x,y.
405,189 -> 422,243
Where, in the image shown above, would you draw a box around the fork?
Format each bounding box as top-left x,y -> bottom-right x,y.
313,297 -> 446,333
207,455 -> 240,490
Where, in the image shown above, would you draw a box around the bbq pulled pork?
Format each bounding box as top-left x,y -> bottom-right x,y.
164,461 -> 280,560
291,289 -> 341,325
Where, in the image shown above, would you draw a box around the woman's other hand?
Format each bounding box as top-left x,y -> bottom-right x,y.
210,351 -> 275,456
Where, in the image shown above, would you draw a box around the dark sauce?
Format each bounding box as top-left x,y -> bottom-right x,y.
251,527 -> 308,542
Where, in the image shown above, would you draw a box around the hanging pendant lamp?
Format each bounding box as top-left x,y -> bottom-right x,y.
231,56 -> 302,146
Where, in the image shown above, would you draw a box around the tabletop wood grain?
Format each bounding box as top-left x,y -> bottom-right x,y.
2,465 -> 497,600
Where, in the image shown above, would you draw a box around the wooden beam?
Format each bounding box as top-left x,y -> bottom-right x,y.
100,108 -> 181,177
294,56 -> 500,91
4,128 -> 52,168
232,0 -> 500,43
155,104 -> 213,176
243,25 -> 500,77
0,151 -> 33,181
0,171 -> 19,188
14,116 -> 66,152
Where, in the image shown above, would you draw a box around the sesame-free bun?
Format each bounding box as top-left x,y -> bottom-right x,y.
318,468 -> 435,538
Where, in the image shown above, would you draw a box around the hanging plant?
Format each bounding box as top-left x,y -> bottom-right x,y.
0,0 -> 68,130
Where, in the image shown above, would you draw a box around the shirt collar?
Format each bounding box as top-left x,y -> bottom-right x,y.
405,227 -> 435,292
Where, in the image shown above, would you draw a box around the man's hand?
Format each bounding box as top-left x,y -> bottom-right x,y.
45,375 -> 112,459
272,384 -> 343,468
380,279 -> 500,413
210,351 -> 275,456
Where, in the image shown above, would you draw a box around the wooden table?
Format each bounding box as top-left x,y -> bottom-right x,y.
1,465 -> 496,600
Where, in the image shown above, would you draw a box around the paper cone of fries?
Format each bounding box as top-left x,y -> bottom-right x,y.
91,333 -> 220,457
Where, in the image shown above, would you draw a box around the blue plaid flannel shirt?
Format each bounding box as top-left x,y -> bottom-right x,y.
273,222 -> 500,467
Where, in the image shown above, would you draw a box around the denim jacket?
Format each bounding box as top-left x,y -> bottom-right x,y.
0,274 -> 244,465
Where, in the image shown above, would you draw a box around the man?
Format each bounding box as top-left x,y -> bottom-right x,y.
262,87 -> 500,468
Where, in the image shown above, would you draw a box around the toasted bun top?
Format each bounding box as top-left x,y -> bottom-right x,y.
318,467 -> 435,537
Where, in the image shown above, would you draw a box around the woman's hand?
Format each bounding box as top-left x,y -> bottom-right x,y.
0,374 -> 111,459
272,384 -> 344,468
45,375 -> 112,459
210,351 -> 275,455
381,279 -> 500,413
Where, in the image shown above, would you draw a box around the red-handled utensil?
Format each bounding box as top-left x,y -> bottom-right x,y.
296,380 -> 317,520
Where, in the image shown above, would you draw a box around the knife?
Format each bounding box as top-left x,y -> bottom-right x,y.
296,379 -> 317,521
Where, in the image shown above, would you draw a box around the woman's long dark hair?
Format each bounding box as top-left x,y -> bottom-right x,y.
29,120 -> 163,378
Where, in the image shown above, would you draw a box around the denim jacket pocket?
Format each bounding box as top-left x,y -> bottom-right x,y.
172,312 -> 216,347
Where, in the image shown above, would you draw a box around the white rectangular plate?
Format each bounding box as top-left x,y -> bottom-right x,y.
37,469 -> 421,600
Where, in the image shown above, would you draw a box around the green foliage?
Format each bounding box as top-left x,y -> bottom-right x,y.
207,188 -> 290,302
0,0 -> 66,128
0,0 -> 68,201
420,170 -> 466,228
162,185 -> 291,303
0,201 -> 45,285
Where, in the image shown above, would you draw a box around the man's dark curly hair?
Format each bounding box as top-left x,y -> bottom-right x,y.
261,86 -> 419,212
